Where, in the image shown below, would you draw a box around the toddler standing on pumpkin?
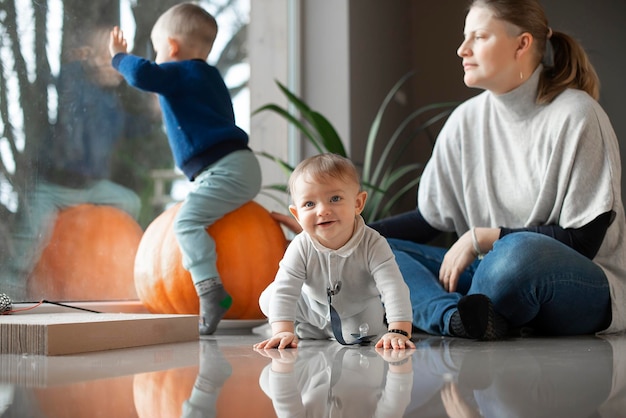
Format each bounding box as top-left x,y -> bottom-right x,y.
109,2 -> 261,335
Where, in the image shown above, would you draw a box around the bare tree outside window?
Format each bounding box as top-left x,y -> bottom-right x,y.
0,0 -> 249,302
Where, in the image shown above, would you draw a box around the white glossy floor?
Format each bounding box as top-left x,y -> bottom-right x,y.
1,325 -> 625,417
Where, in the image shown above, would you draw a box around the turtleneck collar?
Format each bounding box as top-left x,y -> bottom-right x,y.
490,65 -> 543,122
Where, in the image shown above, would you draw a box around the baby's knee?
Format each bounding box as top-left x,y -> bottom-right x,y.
258,284 -> 273,318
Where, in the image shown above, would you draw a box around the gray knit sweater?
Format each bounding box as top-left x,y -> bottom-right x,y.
419,66 -> 626,333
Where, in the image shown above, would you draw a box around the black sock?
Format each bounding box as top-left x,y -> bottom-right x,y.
450,294 -> 508,340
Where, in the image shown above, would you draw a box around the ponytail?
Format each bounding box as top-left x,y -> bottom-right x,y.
469,0 -> 601,104
537,31 -> 600,103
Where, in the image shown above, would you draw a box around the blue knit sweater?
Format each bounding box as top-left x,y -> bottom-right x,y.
112,53 -> 249,180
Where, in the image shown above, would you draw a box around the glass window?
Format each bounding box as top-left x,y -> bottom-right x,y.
0,0 -> 249,304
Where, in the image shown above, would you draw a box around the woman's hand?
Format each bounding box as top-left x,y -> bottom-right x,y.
439,231 -> 476,292
271,212 -> 303,235
439,228 -> 499,292
441,382 -> 482,418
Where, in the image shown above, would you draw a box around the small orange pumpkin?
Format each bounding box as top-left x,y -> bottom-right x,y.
133,366 -> 198,418
28,204 -> 143,300
216,347 -> 276,416
134,201 -> 286,319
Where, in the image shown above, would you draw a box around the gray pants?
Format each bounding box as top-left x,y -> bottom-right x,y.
174,150 -> 261,285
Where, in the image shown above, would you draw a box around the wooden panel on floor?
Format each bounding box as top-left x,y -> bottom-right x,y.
0,313 -> 199,355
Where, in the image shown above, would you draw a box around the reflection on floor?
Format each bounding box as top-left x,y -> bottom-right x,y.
1,326 -> 625,417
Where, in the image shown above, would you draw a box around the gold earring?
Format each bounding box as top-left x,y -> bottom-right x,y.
520,71 -> 524,80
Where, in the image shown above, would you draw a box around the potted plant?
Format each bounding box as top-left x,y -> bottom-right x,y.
254,72 -> 458,223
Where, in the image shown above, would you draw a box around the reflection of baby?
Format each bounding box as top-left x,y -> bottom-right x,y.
257,343 -> 413,417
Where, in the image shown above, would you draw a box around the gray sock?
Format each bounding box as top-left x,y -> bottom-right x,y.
196,280 -> 232,335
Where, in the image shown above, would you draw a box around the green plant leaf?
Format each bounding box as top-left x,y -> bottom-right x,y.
378,176 -> 421,221
256,151 -> 296,177
363,71 -> 415,182
275,80 -> 313,114
274,82 -> 328,152
274,80 -> 346,157
370,102 -> 457,188
308,111 -> 347,156
254,104 -> 325,153
254,73 -> 456,222
365,163 -> 422,222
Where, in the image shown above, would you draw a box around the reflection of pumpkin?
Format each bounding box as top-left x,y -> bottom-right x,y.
133,366 -> 198,418
134,201 -> 286,319
28,204 -> 143,300
34,375 -> 138,418
133,347 -> 275,418
216,347 -> 276,416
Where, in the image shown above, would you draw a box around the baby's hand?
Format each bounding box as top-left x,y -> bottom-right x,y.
375,346 -> 415,373
109,26 -> 128,57
253,331 -> 298,349
375,332 -> 416,350
254,346 -> 298,373
375,346 -> 415,363
254,346 -> 298,360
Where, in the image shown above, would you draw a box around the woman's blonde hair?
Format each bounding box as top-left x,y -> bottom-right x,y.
470,0 -> 599,103
288,153 -> 361,196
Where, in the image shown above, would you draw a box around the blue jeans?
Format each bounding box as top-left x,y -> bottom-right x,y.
388,232 -> 612,336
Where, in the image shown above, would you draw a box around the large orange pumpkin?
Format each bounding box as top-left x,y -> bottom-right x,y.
28,204 -> 143,300
134,201 -> 287,319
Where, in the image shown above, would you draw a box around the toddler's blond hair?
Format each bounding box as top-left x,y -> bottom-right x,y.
151,2 -> 218,54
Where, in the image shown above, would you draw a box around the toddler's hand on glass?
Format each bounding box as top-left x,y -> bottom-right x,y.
109,26 -> 128,57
